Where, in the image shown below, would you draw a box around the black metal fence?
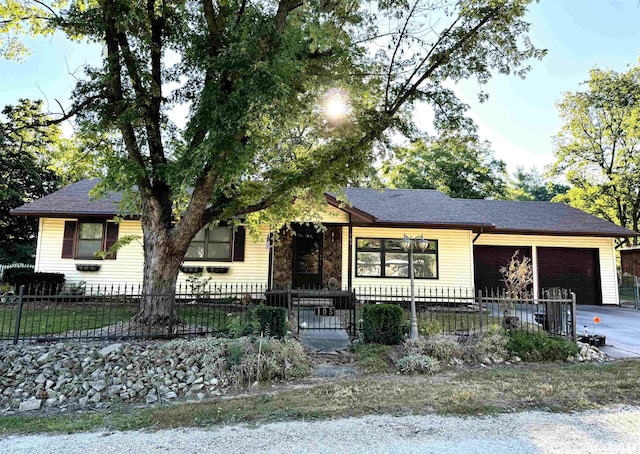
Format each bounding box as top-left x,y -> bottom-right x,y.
0,283 -> 575,343
354,286 -> 576,340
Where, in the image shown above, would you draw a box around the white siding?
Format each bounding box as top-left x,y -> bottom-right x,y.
349,227 -> 474,291
475,234 -> 618,306
291,203 -> 349,224
36,218 -> 270,287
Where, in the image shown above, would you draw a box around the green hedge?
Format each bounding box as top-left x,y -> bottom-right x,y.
2,267 -> 35,284
6,271 -> 65,294
252,305 -> 287,339
362,304 -> 404,345
507,329 -> 579,362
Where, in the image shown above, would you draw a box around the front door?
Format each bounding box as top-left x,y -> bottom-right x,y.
292,225 -> 323,288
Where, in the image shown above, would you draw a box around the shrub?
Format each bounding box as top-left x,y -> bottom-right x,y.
404,335 -> 463,362
362,304 -> 404,345
226,315 -> 254,338
352,343 -> 392,373
252,305 -> 287,339
418,320 -> 442,336
2,267 -> 34,284
168,336 -> 310,388
397,354 -> 441,374
7,271 -> 65,294
470,326 -> 510,362
506,329 -> 579,362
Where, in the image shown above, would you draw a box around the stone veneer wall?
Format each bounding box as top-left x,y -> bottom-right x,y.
322,226 -> 342,289
271,225 -> 343,289
272,230 -> 294,289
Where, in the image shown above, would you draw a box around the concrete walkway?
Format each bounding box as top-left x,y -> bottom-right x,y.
297,308 -> 351,352
577,305 -> 640,358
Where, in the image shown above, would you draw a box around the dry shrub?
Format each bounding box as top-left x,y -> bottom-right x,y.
168,336 -> 311,388
405,334 -> 464,362
470,326 -> 509,361
397,354 -> 441,374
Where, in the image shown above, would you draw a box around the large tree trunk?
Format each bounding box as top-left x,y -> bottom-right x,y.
133,228 -> 185,330
132,187 -> 197,329
132,186 -> 208,329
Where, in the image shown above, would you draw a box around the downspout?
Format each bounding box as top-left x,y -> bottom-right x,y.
472,228 -> 483,243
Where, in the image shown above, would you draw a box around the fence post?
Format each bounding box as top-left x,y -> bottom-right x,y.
570,292 -> 577,342
635,276 -> 640,310
351,288 -> 357,337
12,285 -> 25,345
477,290 -> 483,333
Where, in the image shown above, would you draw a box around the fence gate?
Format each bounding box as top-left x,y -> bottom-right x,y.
265,289 -> 356,336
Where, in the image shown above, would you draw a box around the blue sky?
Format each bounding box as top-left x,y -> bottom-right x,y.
1,1 -> 640,174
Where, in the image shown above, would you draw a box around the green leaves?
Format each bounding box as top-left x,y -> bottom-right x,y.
551,65 -> 640,235
382,134 -> 508,199
0,100 -> 61,261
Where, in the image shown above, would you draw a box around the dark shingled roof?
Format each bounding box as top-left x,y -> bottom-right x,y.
457,199 -> 637,237
11,180 -> 639,237
10,179 -> 121,217
341,188 -> 492,228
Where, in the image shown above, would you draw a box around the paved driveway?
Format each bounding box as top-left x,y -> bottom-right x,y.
577,305 -> 640,358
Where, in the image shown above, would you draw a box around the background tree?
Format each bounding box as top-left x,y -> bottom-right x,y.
508,166 -> 568,201
0,100 -> 61,263
382,135 -> 508,199
2,0 -> 545,326
550,65 -> 640,241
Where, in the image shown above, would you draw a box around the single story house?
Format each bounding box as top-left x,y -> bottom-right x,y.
11,179 -> 638,305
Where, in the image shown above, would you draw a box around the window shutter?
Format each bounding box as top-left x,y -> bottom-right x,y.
232,226 -> 246,262
104,223 -> 120,260
62,221 -> 77,258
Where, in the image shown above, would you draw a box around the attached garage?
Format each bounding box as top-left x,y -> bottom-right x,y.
537,247 -> 601,305
474,246 -> 532,294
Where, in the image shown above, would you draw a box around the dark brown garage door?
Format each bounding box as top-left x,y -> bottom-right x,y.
474,246 -> 532,294
537,247 -> 601,305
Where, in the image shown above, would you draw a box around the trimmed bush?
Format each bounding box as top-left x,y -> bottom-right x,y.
6,271 -> 65,294
362,303 -> 404,345
2,267 -> 35,284
252,305 -> 287,339
506,329 -> 579,362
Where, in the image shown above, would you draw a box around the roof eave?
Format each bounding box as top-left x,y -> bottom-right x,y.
324,193 -> 377,223
488,228 -> 640,238
351,220 -> 496,231
9,209 -> 137,219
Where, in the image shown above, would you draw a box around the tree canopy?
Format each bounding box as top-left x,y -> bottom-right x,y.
0,100 -> 61,262
382,135 -> 508,199
508,166 -> 568,201
551,65 -> 640,238
1,0 -> 545,324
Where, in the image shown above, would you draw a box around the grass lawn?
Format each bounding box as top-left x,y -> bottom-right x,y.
0,303 -> 245,338
0,305 -> 137,338
3,360 -> 640,434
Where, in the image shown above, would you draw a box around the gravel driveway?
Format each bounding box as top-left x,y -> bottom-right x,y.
3,406 -> 640,454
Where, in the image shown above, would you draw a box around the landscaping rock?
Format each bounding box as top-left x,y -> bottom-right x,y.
18,399 -> 41,412
0,336 -> 309,413
98,343 -> 122,357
